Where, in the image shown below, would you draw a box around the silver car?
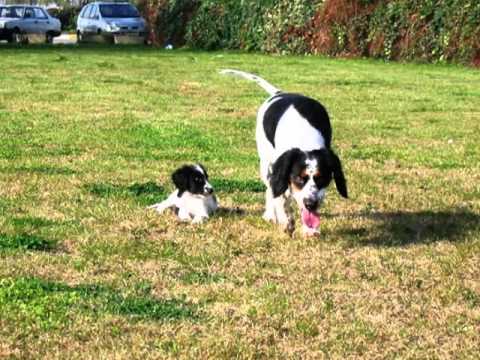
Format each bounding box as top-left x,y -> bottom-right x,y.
0,5 -> 61,43
76,2 -> 147,44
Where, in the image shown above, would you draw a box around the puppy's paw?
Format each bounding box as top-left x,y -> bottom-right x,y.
192,216 -> 207,224
148,203 -> 168,214
177,208 -> 193,222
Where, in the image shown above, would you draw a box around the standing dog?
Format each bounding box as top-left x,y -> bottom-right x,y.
220,69 -> 348,236
148,164 -> 218,223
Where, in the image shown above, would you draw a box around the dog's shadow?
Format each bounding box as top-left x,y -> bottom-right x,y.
332,207 -> 480,247
85,182 -> 166,206
211,179 -> 265,218
211,179 -> 265,193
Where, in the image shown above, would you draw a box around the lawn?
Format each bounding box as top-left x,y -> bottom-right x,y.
0,44 -> 479,359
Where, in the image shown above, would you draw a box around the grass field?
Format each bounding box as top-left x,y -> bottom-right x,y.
1,44 -> 479,359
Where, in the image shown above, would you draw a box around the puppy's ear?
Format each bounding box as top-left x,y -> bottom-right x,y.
197,163 -> 208,179
172,166 -> 189,197
328,150 -> 348,198
270,148 -> 304,198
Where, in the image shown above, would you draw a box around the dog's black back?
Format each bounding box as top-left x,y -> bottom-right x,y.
263,93 -> 332,148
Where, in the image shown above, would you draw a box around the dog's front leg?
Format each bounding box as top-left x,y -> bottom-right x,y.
273,194 -> 295,236
177,207 -> 193,222
262,186 -> 277,223
148,191 -> 178,214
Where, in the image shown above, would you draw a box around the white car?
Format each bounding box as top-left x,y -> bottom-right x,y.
76,2 -> 147,44
0,5 -> 61,43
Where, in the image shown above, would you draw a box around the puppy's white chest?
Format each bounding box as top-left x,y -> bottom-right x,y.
180,193 -> 217,216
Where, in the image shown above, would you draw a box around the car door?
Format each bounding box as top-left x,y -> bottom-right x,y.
85,5 -> 97,35
21,7 -> 36,34
89,5 -> 100,34
79,4 -> 92,34
33,8 -> 50,34
77,5 -> 88,33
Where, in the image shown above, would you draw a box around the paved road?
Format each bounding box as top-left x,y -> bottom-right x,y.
1,33 -> 144,45
0,32 -> 76,45
53,33 -> 77,45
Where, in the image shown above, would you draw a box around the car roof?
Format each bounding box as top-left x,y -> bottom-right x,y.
87,2 -> 134,5
3,5 -> 45,8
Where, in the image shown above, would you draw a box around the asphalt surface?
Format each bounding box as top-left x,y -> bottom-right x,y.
0,32 -> 77,45
53,33 -> 77,45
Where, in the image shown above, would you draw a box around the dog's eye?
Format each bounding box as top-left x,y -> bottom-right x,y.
294,175 -> 308,185
313,174 -> 330,187
194,177 -> 202,183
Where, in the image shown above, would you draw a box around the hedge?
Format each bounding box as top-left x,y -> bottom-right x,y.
139,0 -> 480,65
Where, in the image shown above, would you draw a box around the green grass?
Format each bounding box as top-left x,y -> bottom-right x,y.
0,43 -> 479,359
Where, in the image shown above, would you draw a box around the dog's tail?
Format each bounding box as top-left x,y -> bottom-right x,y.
220,69 -> 281,96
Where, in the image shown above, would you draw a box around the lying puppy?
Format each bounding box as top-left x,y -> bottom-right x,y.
221,69 -> 348,236
148,164 -> 218,223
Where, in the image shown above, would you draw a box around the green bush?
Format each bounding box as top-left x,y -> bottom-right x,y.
309,0 -> 480,64
261,0 -> 321,54
47,6 -> 80,31
184,0 -> 274,51
137,0 -> 480,65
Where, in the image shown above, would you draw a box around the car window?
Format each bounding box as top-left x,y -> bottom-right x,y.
83,5 -> 93,19
2,6 -> 25,18
90,6 -> 98,19
79,5 -> 88,18
24,8 -> 34,19
99,4 -> 139,18
34,8 -> 47,19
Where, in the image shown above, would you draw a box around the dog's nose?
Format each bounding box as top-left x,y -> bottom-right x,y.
303,198 -> 317,211
205,187 -> 214,194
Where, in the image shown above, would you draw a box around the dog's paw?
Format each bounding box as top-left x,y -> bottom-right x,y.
262,211 -> 277,223
302,225 -> 320,237
191,216 -> 207,224
177,209 -> 193,222
282,218 -> 295,237
148,205 -> 165,214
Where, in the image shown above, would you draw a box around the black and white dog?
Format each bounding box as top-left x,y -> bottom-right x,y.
148,164 -> 218,223
221,69 -> 348,236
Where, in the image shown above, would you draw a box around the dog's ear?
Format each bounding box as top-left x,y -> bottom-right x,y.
172,166 -> 190,197
328,150 -> 348,198
197,163 -> 208,179
270,148 -> 304,198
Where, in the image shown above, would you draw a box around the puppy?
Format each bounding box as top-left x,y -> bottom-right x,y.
221,69 -> 348,236
148,164 -> 218,223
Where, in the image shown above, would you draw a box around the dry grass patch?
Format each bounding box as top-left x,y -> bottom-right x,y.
0,45 -> 479,358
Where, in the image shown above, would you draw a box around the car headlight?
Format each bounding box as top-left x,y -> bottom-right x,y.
106,23 -> 120,32
0,21 -> 5,29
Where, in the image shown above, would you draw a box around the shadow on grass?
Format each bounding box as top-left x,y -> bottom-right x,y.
84,181 -> 166,206
0,277 -> 199,328
0,233 -> 55,251
336,208 -> 480,247
0,165 -> 76,175
211,179 -> 265,193
214,207 -> 246,219
0,216 -> 68,251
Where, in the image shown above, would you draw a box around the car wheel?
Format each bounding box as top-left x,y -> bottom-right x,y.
77,30 -> 83,43
45,32 -> 54,44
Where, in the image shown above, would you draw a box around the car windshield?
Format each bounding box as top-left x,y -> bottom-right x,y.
0,7 -> 25,18
99,4 -> 139,18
